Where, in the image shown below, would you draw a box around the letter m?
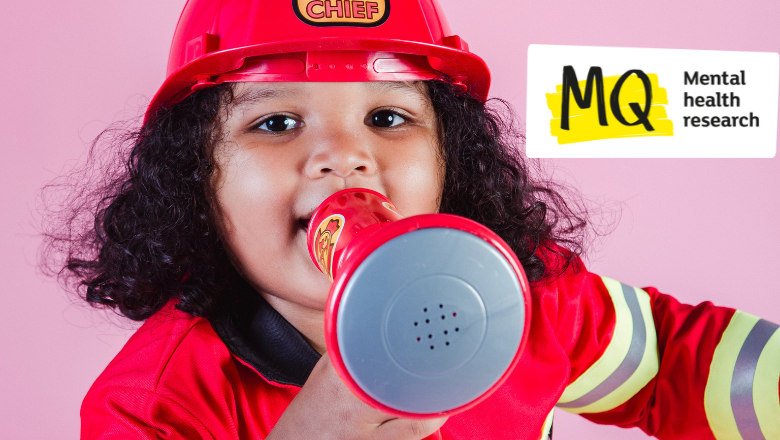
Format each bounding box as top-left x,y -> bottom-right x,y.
561,66 -> 608,130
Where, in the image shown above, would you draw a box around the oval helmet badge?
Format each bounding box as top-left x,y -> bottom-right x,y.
294,0 -> 390,27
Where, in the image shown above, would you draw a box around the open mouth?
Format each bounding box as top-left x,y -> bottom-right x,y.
298,206 -> 318,232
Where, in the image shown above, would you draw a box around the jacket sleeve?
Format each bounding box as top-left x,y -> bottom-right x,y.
549,272 -> 780,439
81,386 -> 218,439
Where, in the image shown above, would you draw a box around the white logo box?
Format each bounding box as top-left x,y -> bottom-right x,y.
526,44 -> 779,158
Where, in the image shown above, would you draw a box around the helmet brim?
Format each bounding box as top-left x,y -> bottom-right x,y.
146,37 -> 490,120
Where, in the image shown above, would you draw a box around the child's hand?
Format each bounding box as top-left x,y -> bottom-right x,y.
266,353 -> 448,440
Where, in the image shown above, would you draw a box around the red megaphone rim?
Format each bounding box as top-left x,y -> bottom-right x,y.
322,211 -> 532,418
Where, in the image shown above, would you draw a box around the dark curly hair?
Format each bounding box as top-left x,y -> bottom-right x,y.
42,79 -> 588,321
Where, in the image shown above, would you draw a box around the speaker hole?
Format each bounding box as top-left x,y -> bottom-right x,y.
455,327 -> 459,332
417,337 -> 421,341
425,319 -> 429,324
428,334 -> 432,339
414,322 -> 418,326
423,308 -> 428,312
444,330 -> 448,335
441,315 -> 445,320
439,304 -> 443,308
446,342 -> 450,346
452,312 -> 457,317
430,346 -> 434,350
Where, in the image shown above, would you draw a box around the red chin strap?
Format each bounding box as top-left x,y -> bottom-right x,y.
307,188 -> 531,418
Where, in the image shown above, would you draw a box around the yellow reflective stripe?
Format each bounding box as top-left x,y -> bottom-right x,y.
603,285 -> 659,411
753,323 -> 780,438
558,277 -> 633,403
538,408 -> 554,440
557,277 -> 659,414
704,311 -> 760,440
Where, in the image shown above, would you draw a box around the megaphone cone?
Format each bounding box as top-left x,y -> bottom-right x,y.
308,188 -> 531,418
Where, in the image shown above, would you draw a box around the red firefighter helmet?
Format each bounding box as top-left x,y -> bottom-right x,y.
147,0 -> 491,116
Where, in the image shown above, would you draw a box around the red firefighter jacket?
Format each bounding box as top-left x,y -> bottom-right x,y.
81,268 -> 780,440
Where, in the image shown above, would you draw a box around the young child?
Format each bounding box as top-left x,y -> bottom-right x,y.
50,0 -> 779,439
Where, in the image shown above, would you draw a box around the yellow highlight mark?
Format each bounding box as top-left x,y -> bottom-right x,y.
546,74 -> 674,144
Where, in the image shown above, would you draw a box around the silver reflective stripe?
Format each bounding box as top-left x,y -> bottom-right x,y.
731,319 -> 780,440
557,283 -> 645,408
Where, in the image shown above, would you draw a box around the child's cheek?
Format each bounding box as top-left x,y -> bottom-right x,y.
383,139 -> 444,216
214,147 -> 297,257
212,141 -> 332,308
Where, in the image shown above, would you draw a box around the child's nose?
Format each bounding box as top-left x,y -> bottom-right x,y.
304,131 -> 377,179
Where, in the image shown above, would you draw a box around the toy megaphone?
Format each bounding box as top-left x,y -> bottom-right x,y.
307,188 -> 531,418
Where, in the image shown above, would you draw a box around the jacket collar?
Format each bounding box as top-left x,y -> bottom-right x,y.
209,289 -> 321,387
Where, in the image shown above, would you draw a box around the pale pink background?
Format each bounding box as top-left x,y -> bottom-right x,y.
1,0 -> 779,438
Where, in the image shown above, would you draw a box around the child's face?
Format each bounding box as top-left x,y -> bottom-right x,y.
212,81 -> 443,339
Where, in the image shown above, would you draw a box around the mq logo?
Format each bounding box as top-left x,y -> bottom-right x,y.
295,0 -> 389,27
546,66 -> 674,144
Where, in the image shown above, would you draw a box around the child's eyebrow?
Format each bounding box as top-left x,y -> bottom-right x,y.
368,81 -> 427,100
230,86 -> 301,110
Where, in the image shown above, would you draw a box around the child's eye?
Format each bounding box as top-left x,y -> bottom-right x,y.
370,110 -> 406,128
255,115 -> 303,132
